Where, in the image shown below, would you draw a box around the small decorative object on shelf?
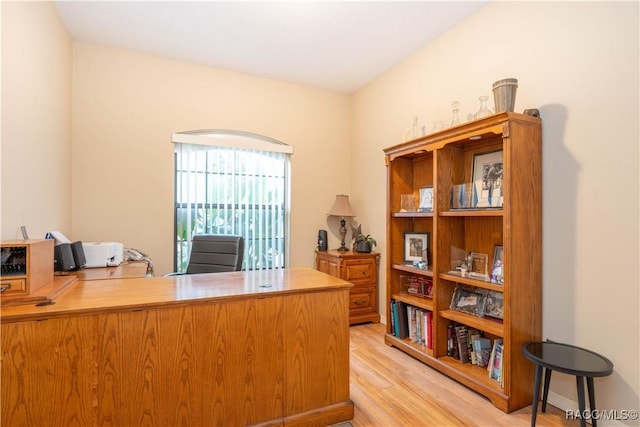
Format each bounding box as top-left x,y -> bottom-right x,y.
419,186 -> 433,211
451,183 -> 475,209
492,78 -> 518,113
469,252 -> 490,281
474,95 -> 493,119
449,246 -> 470,276
400,194 -> 416,212
449,284 -> 488,317
402,275 -> 433,298
484,290 -> 504,319
404,232 -> 429,265
472,150 -> 504,209
491,245 -> 504,284
450,101 -> 460,126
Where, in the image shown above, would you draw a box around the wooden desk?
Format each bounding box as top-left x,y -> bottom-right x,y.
1,268 -> 354,426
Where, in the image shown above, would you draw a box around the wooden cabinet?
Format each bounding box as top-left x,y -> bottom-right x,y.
1,239 -> 53,297
316,250 -> 380,325
383,112 -> 542,412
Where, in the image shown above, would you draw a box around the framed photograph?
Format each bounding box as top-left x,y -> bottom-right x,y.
491,245 -> 504,284
449,285 -> 488,317
472,150 -> 503,208
404,232 -> 429,264
468,252 -> 489,280
418,186 -> 433,211
484,290 -> 504,319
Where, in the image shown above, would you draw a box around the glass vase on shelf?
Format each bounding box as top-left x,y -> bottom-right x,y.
474,95 -> 492,119
450,101 -> 460,126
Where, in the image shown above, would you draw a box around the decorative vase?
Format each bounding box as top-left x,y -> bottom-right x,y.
492,78 -> 518,113
474,95 -> 492,119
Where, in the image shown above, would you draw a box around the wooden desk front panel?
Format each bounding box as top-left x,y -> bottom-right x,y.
95,298 -> 284,426
284,290 -> 350,422
1,272 -> 353,426
1,316 -> 94,426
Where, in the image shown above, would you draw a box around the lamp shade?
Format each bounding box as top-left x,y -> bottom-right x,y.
327,194 -> 355,217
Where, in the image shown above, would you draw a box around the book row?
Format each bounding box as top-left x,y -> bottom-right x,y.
447,322 -> 504,386
389,300 -> 433,349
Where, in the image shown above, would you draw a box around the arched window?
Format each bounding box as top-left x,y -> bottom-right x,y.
172,130 -> 292,272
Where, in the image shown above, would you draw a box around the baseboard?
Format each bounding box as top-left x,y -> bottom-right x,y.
548,391 -> 628,427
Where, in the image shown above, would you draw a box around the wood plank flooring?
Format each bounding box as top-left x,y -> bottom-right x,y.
348,323 -> 577,427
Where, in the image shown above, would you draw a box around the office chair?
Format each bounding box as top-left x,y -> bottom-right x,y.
183,234 -> 244,274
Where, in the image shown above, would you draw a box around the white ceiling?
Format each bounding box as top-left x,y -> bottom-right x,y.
54,1 -> 487,94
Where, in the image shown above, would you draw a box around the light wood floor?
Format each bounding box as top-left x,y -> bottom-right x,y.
348,323 -> 577,427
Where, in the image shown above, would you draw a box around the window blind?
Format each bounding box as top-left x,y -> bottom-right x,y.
173,131 -> 291,272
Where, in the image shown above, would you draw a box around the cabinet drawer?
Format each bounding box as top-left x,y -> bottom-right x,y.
343,260 -> 376,285
1,278 -> 27,295
349,288 -> 374,313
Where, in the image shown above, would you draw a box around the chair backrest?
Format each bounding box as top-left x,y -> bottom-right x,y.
186,235 -> 244,274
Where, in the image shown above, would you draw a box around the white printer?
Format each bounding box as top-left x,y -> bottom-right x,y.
82,242 -> 124,268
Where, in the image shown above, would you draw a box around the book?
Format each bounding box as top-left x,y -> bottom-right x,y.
491,343 -> 503,383
389,300 -> 396,334
407,305 -> 417,342
395,301 -> 409,338
455,325 -> 469,363
473,337 -> 492,368
425,311 -> 433,349
488,339 -> 503,378
468,331 -> 481,365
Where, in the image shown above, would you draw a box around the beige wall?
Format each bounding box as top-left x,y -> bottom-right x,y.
1,1 -> 72,240
70,43 -> 351,273
352,1 -> 639,420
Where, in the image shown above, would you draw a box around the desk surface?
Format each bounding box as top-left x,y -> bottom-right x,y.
70,261 -> 149,281
0,267 -> 352,322
522,342 -> 614,377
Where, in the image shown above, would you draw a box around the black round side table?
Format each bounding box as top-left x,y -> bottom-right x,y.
522,341 -> 614,427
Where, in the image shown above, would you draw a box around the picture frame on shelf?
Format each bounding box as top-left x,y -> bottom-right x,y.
484,290 -> 504,319
404,232 -> 429,264
472,150 -> 503,208
469,252 -> 489,281
449,284 -> 488,317
491,245 -> 504,284
418,186 -> 433,211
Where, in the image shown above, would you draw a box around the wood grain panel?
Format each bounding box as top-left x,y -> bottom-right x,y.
194,298 -> 284,425
95,299 -> 285,426
1,317 -> 93,426
284,289 -> 352,424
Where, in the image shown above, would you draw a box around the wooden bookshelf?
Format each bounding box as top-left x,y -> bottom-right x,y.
383,112 -> 542,412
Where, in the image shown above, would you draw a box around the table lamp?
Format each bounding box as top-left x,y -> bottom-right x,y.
327,194 -> 356,251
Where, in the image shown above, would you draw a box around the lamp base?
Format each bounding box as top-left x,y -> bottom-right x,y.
337,246 -> 349,251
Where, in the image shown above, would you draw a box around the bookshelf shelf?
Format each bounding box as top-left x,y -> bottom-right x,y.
439,309 -> 503,337
391,293 -> 433,312
383,112 -> 542,413
392,264 -> 433,277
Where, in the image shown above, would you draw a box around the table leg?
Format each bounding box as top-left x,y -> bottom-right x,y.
576,376 -> 586,427
587,377 -> 597,427
541,368 -> 552,412
531,365 -> 543,427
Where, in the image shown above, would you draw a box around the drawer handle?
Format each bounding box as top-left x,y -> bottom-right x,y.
0,283 -> 11,293
354,299 -> 367,306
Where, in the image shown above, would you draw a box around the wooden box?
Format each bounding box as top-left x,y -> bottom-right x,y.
1,239 -> 54,299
